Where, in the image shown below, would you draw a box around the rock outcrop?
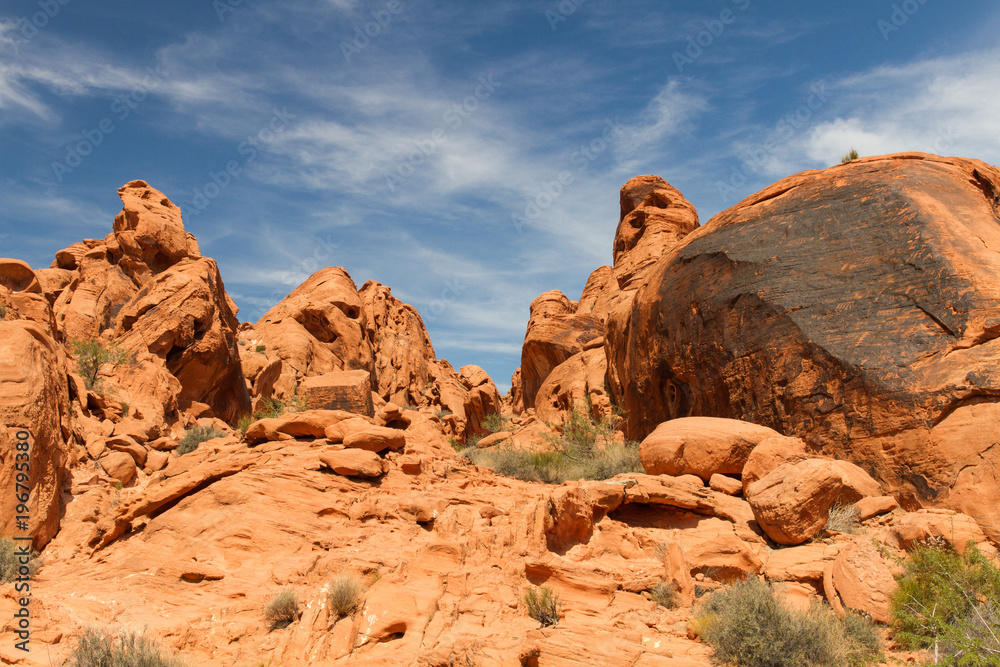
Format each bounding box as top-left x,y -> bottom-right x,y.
0,321 -> 72,548
606,154 -> 1000,540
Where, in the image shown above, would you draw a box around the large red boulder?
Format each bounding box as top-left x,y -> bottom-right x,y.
607,154 -> 1000,541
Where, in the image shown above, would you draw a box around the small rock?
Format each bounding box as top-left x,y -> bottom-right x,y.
709,474 -> 742,496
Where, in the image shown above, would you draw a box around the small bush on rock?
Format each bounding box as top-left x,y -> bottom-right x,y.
693,577 -> 881,667
891,539 -> 1000,664
841,148 -> 860,164
0,537 -> 39,583
71,339 -> 130,391
264,589 -> 299,629
649,581 -> 678,609
65,627 -> 186,667
328,575 -> 364,618
825,504 -> 862,536
176,426 -> 226,456
524,587 -> 560,627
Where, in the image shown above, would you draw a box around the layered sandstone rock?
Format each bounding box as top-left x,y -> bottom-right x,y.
520,291 -> 603,411
360,280 -> 435,407
613,175 -> 699,291
113,258 -> 251,424
254,267 -> 372,397
606,154 -> 1000,541
0,321 -> 73,548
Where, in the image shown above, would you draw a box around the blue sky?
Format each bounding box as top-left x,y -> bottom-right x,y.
2,0 -> 999,391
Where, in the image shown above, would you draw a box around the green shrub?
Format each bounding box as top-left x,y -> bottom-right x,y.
236,395 -> 308,437
482,413 -> 512,433
328,575 -> 364,618
693,577 -> 881,667
467,401 -> 641,483
176,426 -> 226,456
524,587 -> 560,627
264,589 -> 298,629
0,304 -> 7,318
65,627 -> 186,667
841,148 -> 860,164
891,540 -> 1000,664
0,537 -> 39,583
255,344 -> 266,354
649,581 -> 678,609
71,339 -> 130,391
434,410 -> 453,419
825,504 -> 862,536
466,440 -> 641,484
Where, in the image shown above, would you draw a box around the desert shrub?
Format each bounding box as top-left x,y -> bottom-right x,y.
328,575 -> 364,618
71,339 -> 130,391
0,304 -> 7,318
649,581 -> 678,609
841,148 -> 860,164
825,504 -> 862,535
466,402 -> 641,483
693,577 -> 881,667
482,413 -> 512,433
524,587 -> 560,627
0,537 -> 39,583
236,395 -> 307,436
467,440 -> 641,484
264,589 -> 298,629
891,540 -> 1000,664
176,426 -> 225,456
65,627 -> 186,667
435,410 -> 453,419
255,344 -> 266,353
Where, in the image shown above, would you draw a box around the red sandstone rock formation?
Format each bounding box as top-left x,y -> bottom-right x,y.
606,153 -> 1000,540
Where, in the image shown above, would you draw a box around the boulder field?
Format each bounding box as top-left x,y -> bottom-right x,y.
1,154 -> 998,665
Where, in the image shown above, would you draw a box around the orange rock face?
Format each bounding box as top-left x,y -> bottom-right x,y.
360,280 -> 435,407
114,258 -> 251,425
613,175 -> 699,291
0,321 -> 72,549
639,417 -> 780,481
607,154 -> 1000,541
255,267 -> 373,395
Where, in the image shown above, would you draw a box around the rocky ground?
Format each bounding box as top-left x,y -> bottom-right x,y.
2,153 -> 1000,665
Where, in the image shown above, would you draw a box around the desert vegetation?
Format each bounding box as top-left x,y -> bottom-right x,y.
841,148 -> 860,163
693,577 -> 882,667
328,575 -> 364,619
70,339 -> 130,391
890,539 -> 1000,665
175,426 -> 226,456
466,404 -> 642,483
524,587 -> 560,627
0,536 -> 39,583
264,589 -> 299,630
237,395 -> 307,434
64,628 -> 186,667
